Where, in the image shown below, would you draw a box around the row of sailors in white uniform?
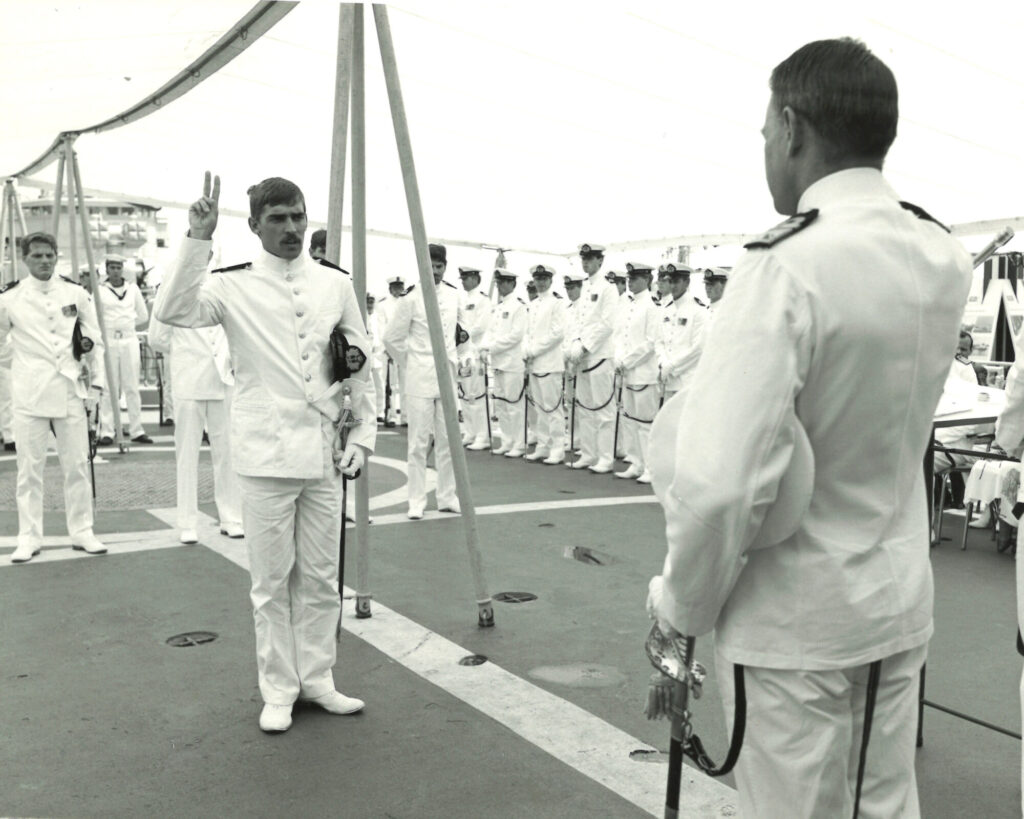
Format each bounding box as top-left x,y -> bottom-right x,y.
362,252 -> 726,502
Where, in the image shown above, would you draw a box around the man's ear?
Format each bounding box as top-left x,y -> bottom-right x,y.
781,105 -> 804,157
248,216 -> 260,236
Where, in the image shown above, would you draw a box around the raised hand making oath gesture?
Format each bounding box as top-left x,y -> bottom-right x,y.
188,171 -> 220,240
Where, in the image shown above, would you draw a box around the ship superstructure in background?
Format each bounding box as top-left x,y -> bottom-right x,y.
20,193 -> 168,278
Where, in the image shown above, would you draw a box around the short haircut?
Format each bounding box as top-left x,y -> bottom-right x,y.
769,38 -> 898,161
959,330 -> 974,350
247,177 -> 305,220
21,231 -> 57,257
310,228 -> 327,250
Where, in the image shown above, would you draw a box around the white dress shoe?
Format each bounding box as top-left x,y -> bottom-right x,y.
542,450 -> 565,465
407,508 -> 424,520
438,503 -> 461,514
525,448 -> 550,461
71,534 -> 108,555
259,703 -> 293,733
570,456 -> 596,470
615,465 -> 643,480
180,530 -> 199,545
305,690 -> 364,715
219,523 -> 245,538
493,445 -> 511,455
588,458 -> 615,474
505,448 -> 526,458
968,506 -> 992,528
11,543 -> 40,564
636,470 -> 653,484
466,439 -> 490,451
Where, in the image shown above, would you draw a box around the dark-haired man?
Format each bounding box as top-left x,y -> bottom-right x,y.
157,174 -> 375,734
1,232 -> 108,562
647,39 -> 972,816
309,228 -> 327,261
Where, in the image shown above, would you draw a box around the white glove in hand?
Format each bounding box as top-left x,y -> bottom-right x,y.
333,441 -> 365,478
646,575 -> 680,637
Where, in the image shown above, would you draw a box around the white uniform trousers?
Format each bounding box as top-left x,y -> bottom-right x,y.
371,363 -> 385,420
14,384 -> 93,547
99,335 -> 144,438
526,387 -> 538,444
621,382 -> 659,470
716,643 -> 927,819
565,370 -> 588,452
0,364 -> 13,442
528,372 -> 564,454
493,369 -> 525,452
384,358 -> 403,423
158,353 -> 174,421
173,396 -> 241,530
405,394 -> 457,514
459,369 -> 488,444
237,458 -> 344,705
575,358 -> 615,462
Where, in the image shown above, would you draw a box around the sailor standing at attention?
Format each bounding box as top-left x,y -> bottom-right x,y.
1,232 -> 109,562
479,268 -> 527,458
566,243 -> 618,473
96,254 -> 152,445
646,39 -> 971,818
457,266 -> 492,450
382,243 -> 468,520
654,262 -> 707,404
523,264 -> 566,464
157,173 -> 375,734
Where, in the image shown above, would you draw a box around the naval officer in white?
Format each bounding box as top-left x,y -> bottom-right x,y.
1,232 -> 109,562
157,173 -> 376,733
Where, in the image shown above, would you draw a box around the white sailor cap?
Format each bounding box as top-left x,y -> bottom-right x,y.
658,262 -> 693,278
703,267 -> 729,282
578,243 -> 606,257
387,275 -> 405,285
625,262 -> 654,276
530,264 -> 556,277
458,266 -> 482,277
605,269 -> 626,282
563,271 -> 586,284
493,267 -> 518,280
105,254 -> 126,265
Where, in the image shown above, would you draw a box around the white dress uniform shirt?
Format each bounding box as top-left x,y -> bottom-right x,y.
461,285 -> 493,360
483,293 -> 527,373
614,290 -> 659,386
156,237 -> 375,478
0,275 -> 106,413
524,291 -> 565,373
576,274 -> 617,363
654,168 -> 972,669
98,280 -> 148,335
655,293 -> 707,394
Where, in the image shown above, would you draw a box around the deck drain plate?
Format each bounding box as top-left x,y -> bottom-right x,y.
458,654 -> 488,666
494,591 -> 537,603
166,631 -> 218,647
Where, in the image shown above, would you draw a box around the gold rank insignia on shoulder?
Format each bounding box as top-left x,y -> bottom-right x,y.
0,280 -> 20,294
212,261 -> 252,273
744,209 -> 819,250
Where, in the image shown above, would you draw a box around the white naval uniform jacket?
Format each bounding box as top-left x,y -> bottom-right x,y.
149,285 -> 233,400
995,356 -> 1024,641
483,294 -> 526,373
461,286 -> 493,362
524,291 -> 565,374
655,293 -> 707,393
98,280 -> 149,334
614,290 -> 659,386
561,299 -> 581,362
655,168 -> 972,670
156,237 -> 375,479
0,275 -> 106,417
576,273 -> 617,364
381,279 -> 465,399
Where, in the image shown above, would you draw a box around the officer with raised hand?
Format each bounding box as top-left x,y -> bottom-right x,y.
566,243 -> 618,473
655,262 -> 707,403
523,264 -> 566,464
647,39 -> 972,817
479,268 -> 527,457
157,172 -> 375,734
457,266 -> 492,450
613,263 -> 660,483
1,232 -> 108,562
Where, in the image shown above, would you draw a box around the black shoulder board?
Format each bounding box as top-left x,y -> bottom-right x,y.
900,201 -> 950,233
404,284 -> 416,294
0,279 -> 20,294
59,275 -> 84,288
443,280 -> 456,289
744,209 -> 819,250
212,262 -> 252,273
317,258 -> 351,275
553,291 -> 563,298
517,297 -> 525,304
694,297 -> 707,308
